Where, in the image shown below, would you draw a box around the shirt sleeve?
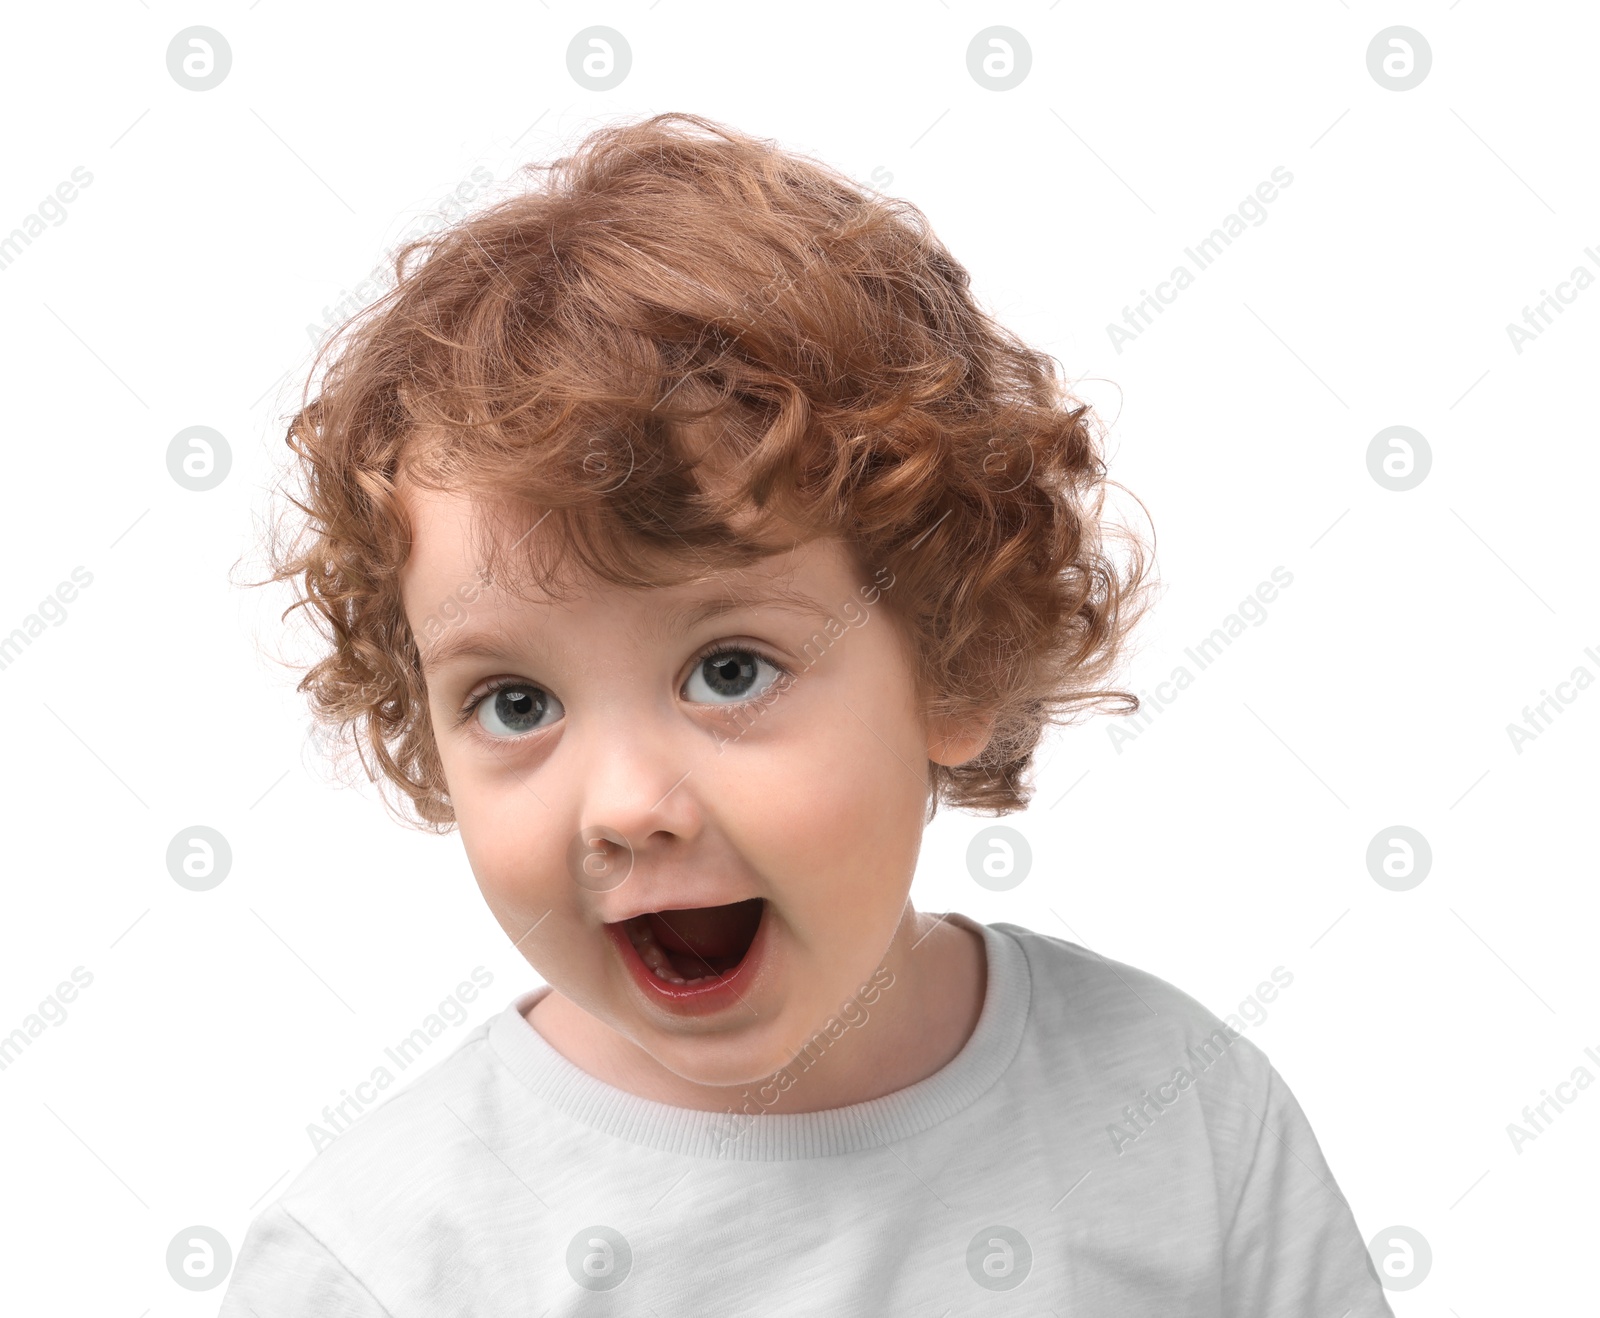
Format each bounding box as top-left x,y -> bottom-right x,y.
217,1201 -> 393,1318
1218,1060 -> 1395,1318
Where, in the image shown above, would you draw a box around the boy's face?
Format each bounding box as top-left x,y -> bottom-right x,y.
399,484 -> 980,1089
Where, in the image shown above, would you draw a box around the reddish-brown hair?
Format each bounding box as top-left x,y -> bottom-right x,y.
268,111 -> 1149,830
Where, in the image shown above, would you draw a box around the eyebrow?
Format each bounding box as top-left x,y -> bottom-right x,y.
416,583 -> 834,675
649,584 -> 833,642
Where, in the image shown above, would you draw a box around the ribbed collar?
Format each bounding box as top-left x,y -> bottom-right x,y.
486,912 -> 1030,1161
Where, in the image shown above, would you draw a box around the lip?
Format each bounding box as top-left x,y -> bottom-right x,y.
604,901 -> 773,1019
604,894 -> 761,925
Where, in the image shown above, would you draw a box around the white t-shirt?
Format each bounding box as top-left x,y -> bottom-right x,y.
218,914 -> 1393,1316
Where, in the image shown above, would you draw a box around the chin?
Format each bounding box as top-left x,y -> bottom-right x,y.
644,1022 -> 808,1094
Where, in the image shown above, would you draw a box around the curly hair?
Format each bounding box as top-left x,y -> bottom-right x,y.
267,111 -> 1150,830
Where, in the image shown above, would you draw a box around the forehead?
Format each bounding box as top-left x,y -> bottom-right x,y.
397,481 -> 854,632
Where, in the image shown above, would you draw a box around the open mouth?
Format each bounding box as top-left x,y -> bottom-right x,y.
614,897 -> 766,986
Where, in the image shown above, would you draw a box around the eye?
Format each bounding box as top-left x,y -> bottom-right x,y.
683,646 -> 789,706
474,683 -> 563,738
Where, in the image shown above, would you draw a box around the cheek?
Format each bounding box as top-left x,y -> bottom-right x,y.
449,767 -> 568,913
724,699 -> 927,919
787,777 -> 918,902
452,781 -> 615,987
434,719 -> 546,889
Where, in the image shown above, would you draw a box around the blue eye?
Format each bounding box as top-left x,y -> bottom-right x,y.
684,648 -> 787,705
476,684 -> 562,737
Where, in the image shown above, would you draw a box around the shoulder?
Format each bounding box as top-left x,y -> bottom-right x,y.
988,920 -> 1282,1138
992,920 -> 1259,1052
989,925 -> 1388,1314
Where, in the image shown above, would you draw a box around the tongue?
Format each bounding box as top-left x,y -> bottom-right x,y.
645,898 -> 763,959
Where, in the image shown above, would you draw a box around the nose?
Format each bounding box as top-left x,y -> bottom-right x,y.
568,708 -> 704,894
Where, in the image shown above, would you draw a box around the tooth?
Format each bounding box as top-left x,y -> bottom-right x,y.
627,918 -> 689,982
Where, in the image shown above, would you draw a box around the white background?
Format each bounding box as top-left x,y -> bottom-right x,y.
1,2 -> 1595,1313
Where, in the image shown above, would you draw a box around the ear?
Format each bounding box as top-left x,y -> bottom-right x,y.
925,710 -> 997,768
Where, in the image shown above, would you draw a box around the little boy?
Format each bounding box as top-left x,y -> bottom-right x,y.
222,112 -> 1392,1315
